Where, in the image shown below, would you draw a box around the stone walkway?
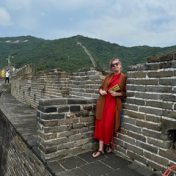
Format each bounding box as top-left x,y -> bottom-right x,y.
0,87 -> 159,176
47,151 -> 157,176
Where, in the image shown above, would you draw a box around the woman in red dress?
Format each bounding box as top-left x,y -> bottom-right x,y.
92,58 -> 127,157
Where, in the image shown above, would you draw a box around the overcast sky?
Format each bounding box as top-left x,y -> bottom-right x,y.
0,0 -> 176,47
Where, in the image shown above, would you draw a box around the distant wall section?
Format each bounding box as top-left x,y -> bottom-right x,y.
11,66 -> 101,108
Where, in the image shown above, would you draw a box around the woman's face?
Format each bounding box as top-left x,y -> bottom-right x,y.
111,59 -> 121,73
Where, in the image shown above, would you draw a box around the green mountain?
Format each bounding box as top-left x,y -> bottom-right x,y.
0,35 -> 176,72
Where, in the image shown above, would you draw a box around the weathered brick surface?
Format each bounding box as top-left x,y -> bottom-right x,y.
37,97 -> 96,160
115,53 -> 176,172
136,141 -> 158,154
11,67 -> 101,108
0,110 -> 52,176
127,150 -> 147,164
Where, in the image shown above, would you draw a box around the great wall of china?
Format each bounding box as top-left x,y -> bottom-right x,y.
0,53 -> 176,175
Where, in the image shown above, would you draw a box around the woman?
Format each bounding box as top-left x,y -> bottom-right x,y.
92,58 -> 127,158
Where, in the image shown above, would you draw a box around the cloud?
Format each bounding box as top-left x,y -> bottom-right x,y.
0,7 -> 11,26
1,0 -> 176,46
68,0 -> 176,46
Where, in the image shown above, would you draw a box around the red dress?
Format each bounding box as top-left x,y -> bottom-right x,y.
94,73 -> 121,144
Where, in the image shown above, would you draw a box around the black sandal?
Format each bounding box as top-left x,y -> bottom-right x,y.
105,145 -> 112,153
92,150 -> 104,158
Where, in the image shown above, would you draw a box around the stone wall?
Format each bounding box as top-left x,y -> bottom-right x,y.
0,109 -> 52,176
37,97 -> 96,161
11,66 -> 101,108
10,54 -> 176,173
10,66 -> 102,161
114,53 -> 176,173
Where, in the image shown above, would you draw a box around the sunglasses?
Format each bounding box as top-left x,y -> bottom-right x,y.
111,62 -> 119,68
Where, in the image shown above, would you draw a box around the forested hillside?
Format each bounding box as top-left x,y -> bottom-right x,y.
0,35 -> 176,72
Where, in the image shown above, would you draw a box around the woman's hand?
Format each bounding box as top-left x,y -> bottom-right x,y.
109,90 -> 122,97
99,89 -> 107,95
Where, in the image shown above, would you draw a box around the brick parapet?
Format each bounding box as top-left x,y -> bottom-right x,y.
115,53 -> 176,172
37,97 -> 96,160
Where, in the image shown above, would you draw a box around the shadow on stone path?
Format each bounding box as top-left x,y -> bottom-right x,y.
47,151 -> 157,176
0,90 -> 159,176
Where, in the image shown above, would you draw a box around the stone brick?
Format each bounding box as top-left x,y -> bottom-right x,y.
145,86 -> 172,93
124,130 -> 146,142
39,119 -> 58,127
114,137 -> 124,147
70,105 -> 80,112
126,91 -> 135,97
124,143 -> 143,155
40,112 -> 65,120
145,93 -> 161,100
159,78 -> 176,86
125,98 -> 145,106
135,79 -> 159,85
42,133 -> 57,140
145,63 -> 160,70
145,100 -> 173,110
44,137 -> 68,146
147,138 -> 172,149
136,119 -> 161,131
122,116 -> 136,125
163,109 -> 175,119
123,110 -> 145,120
57,131 -> 76,138
39,98 -> 67,106
136,141 -> 158,154
173,87 -> 176,93
127,151 -> 146,164
82,105 -> 93,111
127,71 -> 147,78
118,134 -> 136,145
145,114 -> 162,123
57,142 -> 75,150
44,107 -> 57,113
132,92 -> 144,99
127,64 -> 147,71
45,146 -> 57,154
168,111 -> 176,119
67,98 -> 96,104
139,107 -> 163,116
43,126 -> 67,133
123,104 -> 138,111
69,133 -> 83,141
159,149 -> 176,161
160,94 -> 176,102
142,128 -> 161,139
126,85 -> 146,92
147,160 -> 165,172
148,71 -> 174,78
58,106 -> 69,113
144,151 -> 169,166
80,117 -> 94,123
123,123 -> 141,133
45,149 -> 67,160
